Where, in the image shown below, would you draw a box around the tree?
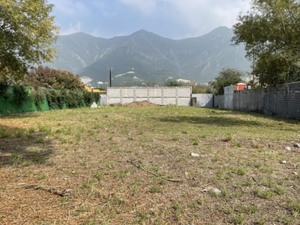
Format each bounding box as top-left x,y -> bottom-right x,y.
209,68 -> 243,94
232,0 -> 300,86
0,0 -> 59,81
164,80 -> 185,87
28,66 -> 86,92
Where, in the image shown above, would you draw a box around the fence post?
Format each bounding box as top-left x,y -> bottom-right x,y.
176,87 -> 178,106
162,87 -> 164,105
120,87 -> 123,105
147,87 -> 149,102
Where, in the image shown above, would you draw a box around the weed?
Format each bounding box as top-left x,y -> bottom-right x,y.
244,178 -> 254,186
76,133 -> 82,143
159,179 -> 166,185
28,127 -> 35,133
254,189 -> 274,199
22,161 -> 33,167
234,141 -> 243,148
193,141 -> 199,146
223,134 -> 233,142
81,219 -> 97,225
11,153 -> 22,166
212,157 -> 219,162
236,168 -> 246,176
0,129 -> 10,138
36,137 -> 44,144
82,182 -> 89,188
114,169 -> 130,179
81,160 -> 88,167
130,182 -> 140,195
77,206 -> 91,213
106,163 -> 114,169
94,172 -> 102,181
39,126 -> 51,134
173,202 -> 183,212
14,128 -> 24,138
27,134 -> 34,139
231,213 -> 246,224
56,129 -> 62,134
221,186 -> 229,198
235,205 -> 258,214
94,124 -> 101,129
149,185 -> 162,193
222,207 -> 234,215
36,174 -> 46,180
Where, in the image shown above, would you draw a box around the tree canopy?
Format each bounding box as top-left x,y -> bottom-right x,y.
0,0 -> 59,81
209,68 -> 243,94
164,80 -> 185,87
232,0 -> 300,86
28,66 -> 86,92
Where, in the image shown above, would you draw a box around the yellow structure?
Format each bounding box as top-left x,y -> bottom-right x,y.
84,86 -> 106,93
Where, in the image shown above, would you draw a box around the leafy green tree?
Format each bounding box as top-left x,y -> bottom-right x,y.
28,66 -> 86,92
209,68 -> 243,94
164,80 -> 184,87
232,0 -> 300,86
0,0 -> 59,81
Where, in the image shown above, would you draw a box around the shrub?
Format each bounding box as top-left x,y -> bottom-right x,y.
13,86 -> 29,104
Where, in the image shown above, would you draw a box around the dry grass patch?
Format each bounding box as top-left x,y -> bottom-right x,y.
0,107 -> 299,224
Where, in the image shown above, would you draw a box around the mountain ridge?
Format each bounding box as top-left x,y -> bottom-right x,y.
44,26 -> 251,86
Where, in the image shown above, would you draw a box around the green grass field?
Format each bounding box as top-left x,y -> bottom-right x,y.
0,106 -> 300,224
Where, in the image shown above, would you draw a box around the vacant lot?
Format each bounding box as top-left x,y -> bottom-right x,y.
0,106 -> 300,225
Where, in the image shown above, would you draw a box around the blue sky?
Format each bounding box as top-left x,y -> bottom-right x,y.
48,0 -> 251,39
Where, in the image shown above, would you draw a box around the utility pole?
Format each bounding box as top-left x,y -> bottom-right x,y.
109,68 -> 112,87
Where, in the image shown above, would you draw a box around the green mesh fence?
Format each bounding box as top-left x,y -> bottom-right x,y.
0,86 -> 100,115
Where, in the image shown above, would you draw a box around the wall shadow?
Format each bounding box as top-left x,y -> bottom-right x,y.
155,115 -> 263,127
192,108 -> 300,124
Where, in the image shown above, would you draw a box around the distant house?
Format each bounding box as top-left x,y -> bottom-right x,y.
234,83 -> 248,91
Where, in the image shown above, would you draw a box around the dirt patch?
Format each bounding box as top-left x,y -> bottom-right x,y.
110,100 -> 159,107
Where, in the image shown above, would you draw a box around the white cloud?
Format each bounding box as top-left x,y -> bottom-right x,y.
118,0 -> 157,15
118,0 -> 251,35
60,22 -> 82,35
48,0 -> 89,16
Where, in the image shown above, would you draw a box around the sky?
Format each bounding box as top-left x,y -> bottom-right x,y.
47,0 -> 251,39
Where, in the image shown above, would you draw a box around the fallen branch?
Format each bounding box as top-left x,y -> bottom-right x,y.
25,185 -> 72,197
128,160 -> 185,183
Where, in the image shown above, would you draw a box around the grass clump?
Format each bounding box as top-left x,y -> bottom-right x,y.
149,185 -> 162,193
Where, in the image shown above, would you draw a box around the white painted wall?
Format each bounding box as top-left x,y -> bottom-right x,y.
107,87 -> 192,106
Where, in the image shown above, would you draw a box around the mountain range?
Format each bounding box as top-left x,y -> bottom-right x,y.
44,26 -> 251,86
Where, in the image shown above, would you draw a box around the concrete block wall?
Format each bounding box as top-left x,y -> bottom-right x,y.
214,95 -> 224,108
192,94 -> 214,107
107,87 -> 192,106
233,89 -> 265,113
232,81 -> 300,120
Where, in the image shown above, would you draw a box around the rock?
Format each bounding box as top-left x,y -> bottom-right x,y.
294,143 -> 300,148
285,147 -> 292,151
90,102 -> 97,109
281,160 -> 287,164
211,188 -> 221,195
191,153 -> 200,157
63,178 -> 68,181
